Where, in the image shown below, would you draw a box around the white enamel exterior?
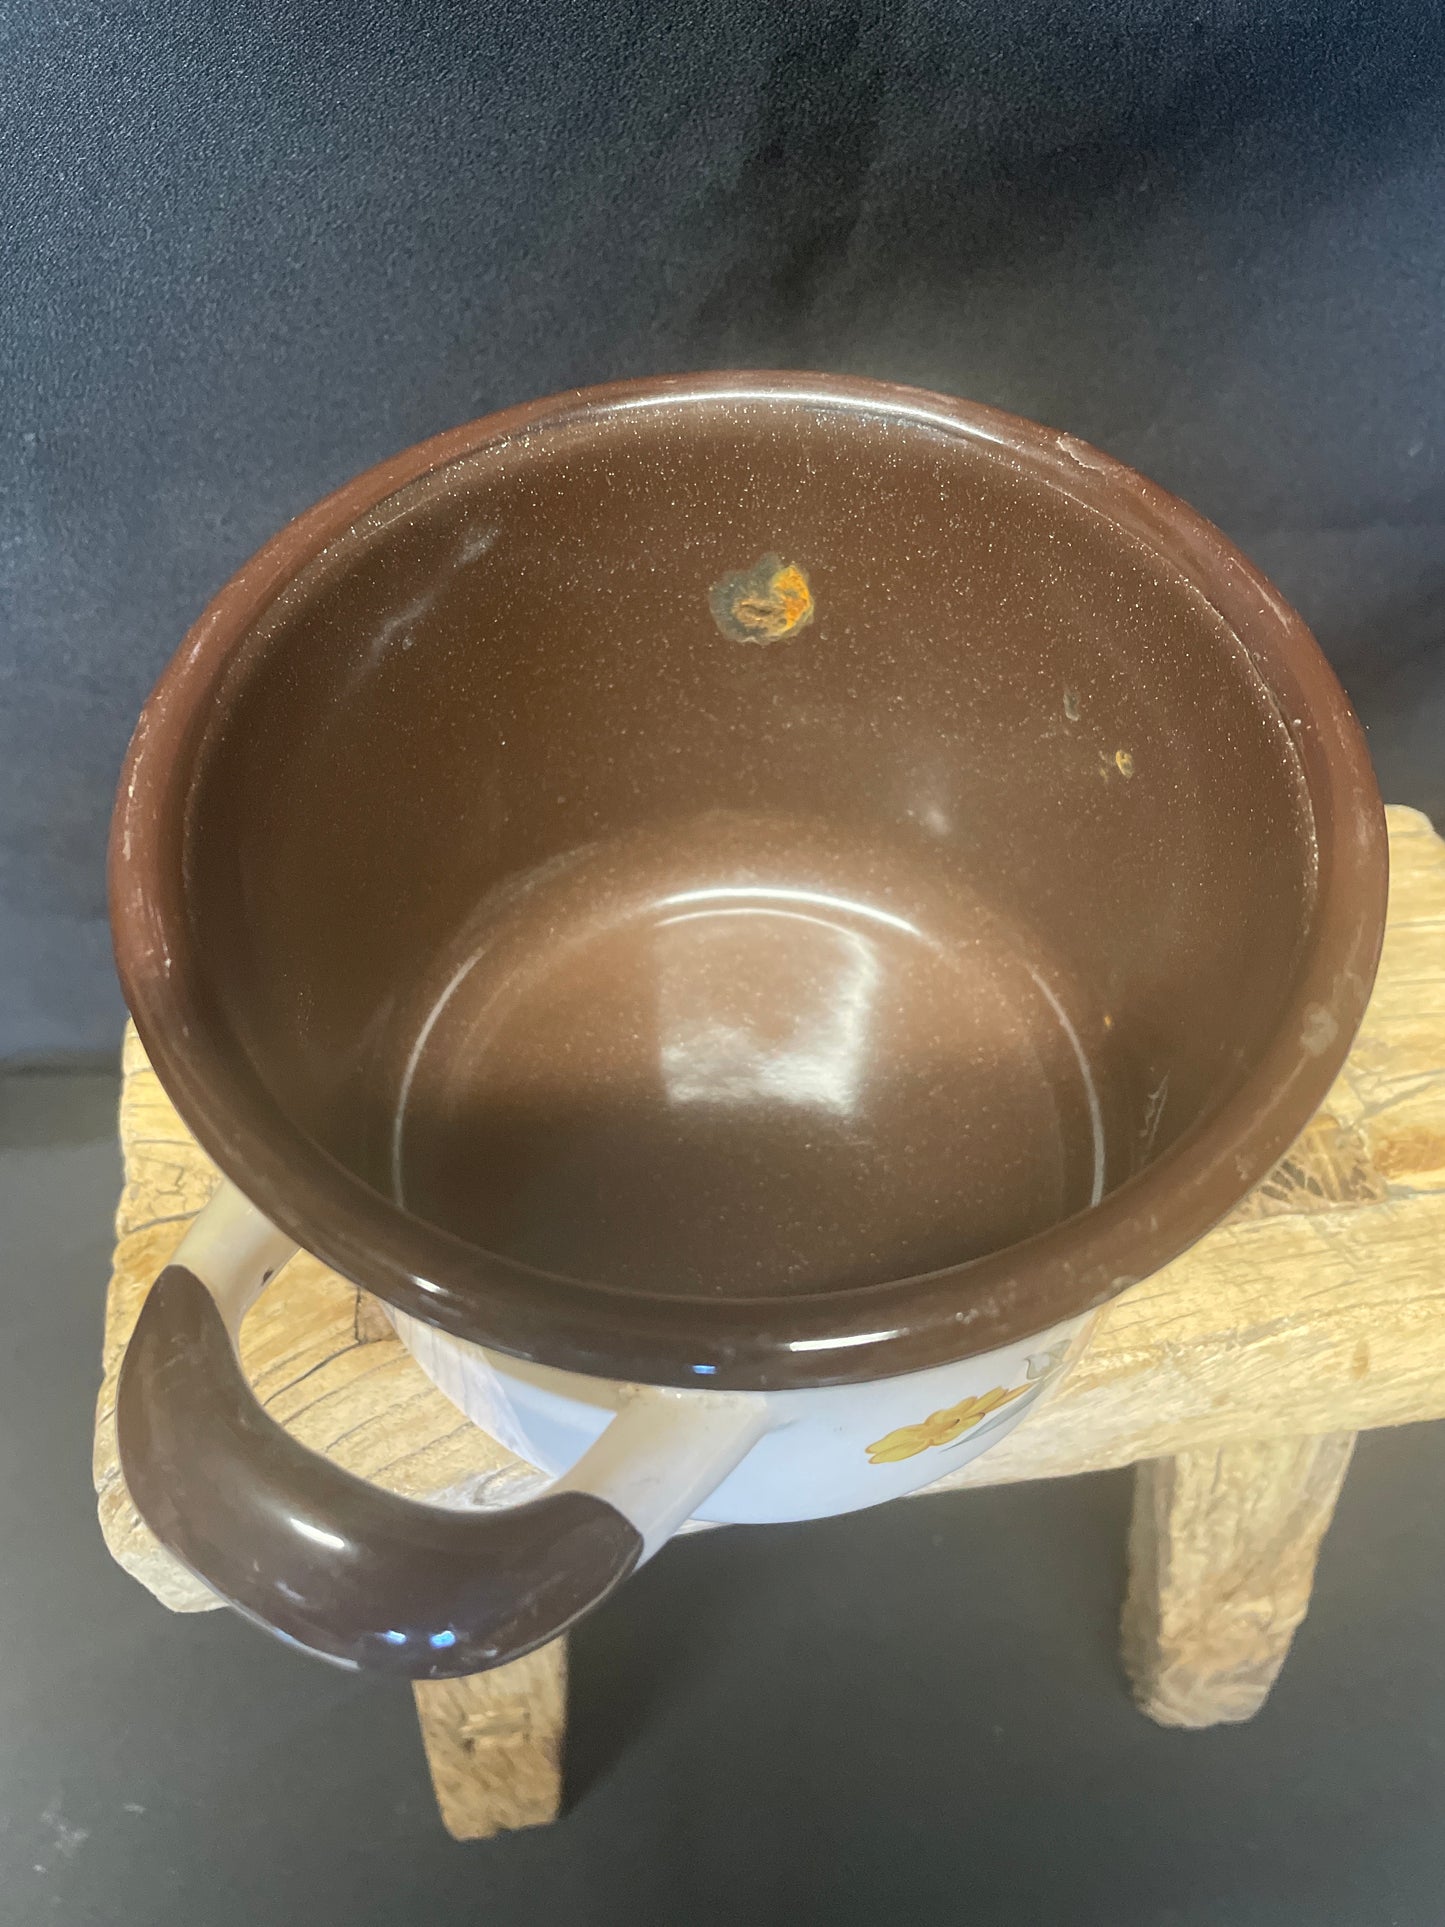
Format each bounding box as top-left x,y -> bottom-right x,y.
173,1182 -> 299,1335
392,1305 -> 1088,1534
179,1182 -> 1086,1566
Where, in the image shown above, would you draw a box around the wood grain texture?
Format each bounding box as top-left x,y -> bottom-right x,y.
94,806 -> 1445,1609
413,1645 -> 566,1838
1120,1433 -> 1357,1726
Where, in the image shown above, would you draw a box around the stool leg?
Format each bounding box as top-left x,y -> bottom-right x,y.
1120,1432 -> 1356,1728
412,1639 -> 568,1838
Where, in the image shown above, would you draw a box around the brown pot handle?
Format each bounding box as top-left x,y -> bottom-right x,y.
116,1185 -> 764,1678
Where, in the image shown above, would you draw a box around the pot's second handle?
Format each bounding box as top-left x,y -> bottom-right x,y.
116,1184 -> 768,1678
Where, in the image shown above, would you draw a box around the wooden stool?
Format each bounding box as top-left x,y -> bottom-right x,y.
94,806 -> 1445,1838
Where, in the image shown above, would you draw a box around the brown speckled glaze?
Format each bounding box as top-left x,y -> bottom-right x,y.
110,374 -> 1387,1390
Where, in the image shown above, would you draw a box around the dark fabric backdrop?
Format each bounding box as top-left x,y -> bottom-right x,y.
4,0 -> 1443,1060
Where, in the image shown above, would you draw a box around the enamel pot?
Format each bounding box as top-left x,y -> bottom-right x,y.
110,375 -> 1386,1677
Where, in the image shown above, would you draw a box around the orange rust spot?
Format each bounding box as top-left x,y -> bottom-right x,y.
710,554 -> 814,643
739,563 -> 812,635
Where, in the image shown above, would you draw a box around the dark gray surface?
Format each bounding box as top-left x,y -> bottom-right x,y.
4,0 -> 1445,1058
3,1069 -> 1444,1925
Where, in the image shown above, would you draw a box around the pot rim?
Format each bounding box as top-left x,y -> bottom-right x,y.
110,372 -> 1388,1391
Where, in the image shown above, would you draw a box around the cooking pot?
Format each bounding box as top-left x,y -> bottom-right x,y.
110,374 -> 1386,1677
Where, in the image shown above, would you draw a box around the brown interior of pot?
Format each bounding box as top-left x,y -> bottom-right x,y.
182,397 -> 1316,1302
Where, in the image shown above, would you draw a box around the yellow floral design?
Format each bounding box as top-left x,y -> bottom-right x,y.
865,1382 -> 1030,1465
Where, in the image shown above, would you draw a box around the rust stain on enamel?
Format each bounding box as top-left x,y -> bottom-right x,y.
709,554 -> 814,643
